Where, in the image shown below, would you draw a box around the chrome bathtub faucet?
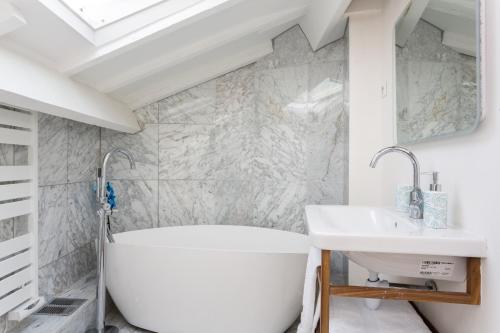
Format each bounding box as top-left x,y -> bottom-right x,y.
87,148 -> 135,333
369,146 -> 424,220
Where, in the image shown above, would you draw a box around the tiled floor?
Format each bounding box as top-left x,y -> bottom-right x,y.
106,311 -> 299,333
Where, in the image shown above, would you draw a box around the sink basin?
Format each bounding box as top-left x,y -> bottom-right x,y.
305,205 -> 487,281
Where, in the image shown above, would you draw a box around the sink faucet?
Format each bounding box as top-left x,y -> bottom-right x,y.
369,146 -> 423,219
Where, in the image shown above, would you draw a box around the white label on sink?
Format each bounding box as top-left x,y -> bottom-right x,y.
418,260 -> 455,277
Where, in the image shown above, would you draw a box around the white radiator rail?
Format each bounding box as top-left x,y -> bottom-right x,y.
0,107 -> 43,321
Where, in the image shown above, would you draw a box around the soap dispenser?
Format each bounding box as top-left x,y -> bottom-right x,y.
422,172 -> 448,229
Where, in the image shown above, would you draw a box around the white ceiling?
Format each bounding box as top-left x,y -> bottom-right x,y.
0,0 -> 351,109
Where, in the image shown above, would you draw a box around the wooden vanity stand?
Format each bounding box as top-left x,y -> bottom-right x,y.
317,250 -> 481,333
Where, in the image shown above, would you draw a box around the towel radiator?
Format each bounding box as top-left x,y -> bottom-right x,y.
0,106 -> 44,321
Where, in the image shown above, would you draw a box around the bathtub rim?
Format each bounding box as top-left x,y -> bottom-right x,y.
109,224 -> 311,255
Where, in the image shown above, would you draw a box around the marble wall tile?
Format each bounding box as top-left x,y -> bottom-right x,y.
306,61 -> 347,183
213,180 -> 253,226
159,180 -> 216,226
252,181 -> 308,233
38,113 -> 67,186
101,124 -> 158,180
68,121 -> 100,183
159,124 -> 216,180
312,38 -> 346,64
158,180 -> 253,227
159,80 -> 216,124
215,65 -> 256,125
134,103 -> 159,125
38,184 -> 70,267
255,65 -> 309,126
255,26 -> 314,70
107,180 -> 158,233
68,182 -> 98,250
38,242 -> 95,297
212,65 -> 255,180
254,66 -> 308,182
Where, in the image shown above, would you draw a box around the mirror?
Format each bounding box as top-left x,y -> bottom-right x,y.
395,0 -> 481,144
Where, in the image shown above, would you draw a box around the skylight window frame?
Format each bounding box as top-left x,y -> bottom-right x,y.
60,0 -> 167,30
42,0 -> 207,46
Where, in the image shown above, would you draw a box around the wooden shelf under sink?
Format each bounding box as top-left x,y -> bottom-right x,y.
317,250 -> 481,333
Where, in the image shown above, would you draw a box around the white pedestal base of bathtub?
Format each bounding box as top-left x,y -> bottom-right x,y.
105,225 -> 309,333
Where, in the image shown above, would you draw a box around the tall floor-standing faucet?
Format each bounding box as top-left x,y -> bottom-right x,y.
86,148 -> 135,333
369,146 -> 423,219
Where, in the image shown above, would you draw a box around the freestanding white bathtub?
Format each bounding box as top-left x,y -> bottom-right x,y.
105,225 -> 309,333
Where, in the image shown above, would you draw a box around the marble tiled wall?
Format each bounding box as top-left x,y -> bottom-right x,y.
102,26 -> 349,279
396,20 -> 478,143
36,114 -> 98,297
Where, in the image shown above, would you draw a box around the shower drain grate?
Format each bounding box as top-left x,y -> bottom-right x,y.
34,298 -> 87,317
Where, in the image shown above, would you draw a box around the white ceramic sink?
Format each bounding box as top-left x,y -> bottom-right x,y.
306,205 -> 487,281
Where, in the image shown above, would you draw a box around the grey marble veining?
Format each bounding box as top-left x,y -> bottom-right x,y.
306,61 -> 348,184
253,181 -> 308,233
67,182 -> 98,251
107,180 -> 158,233
159,80 -> 216,124
134,103 -> 159,125
254,65 -> 309,182
255,25 -> 314,70
38,242 -> 95,297
159,124 -> 216,180
38,184 -> 70,267
101,124 -> 158,180
158,180 -> 253,227
68,121 -> 100,183
158,180 -> 216,226
38,113 -> 68,186
212,66 -> 255,180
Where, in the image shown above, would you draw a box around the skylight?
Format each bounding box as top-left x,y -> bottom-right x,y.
61,0 -> 166,29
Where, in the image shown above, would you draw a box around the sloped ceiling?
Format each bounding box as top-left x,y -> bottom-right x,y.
0,0 -> 351,110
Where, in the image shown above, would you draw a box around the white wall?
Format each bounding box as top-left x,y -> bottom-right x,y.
349,0 -> 500,331
347,0 -> 410,284
385,1 -> 500,331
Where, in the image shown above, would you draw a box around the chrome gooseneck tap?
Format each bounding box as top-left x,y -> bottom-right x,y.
87,148 -> 135,333
369,146 -> 423,220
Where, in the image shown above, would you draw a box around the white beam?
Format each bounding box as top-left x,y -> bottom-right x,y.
300,0 -> 352,51
94,5 -> 306,93
395,0 -> 429,47
0,2 -> 26,37
442,31 -> 476,56
119,40 -> 273,109
0,46 -> 140,133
